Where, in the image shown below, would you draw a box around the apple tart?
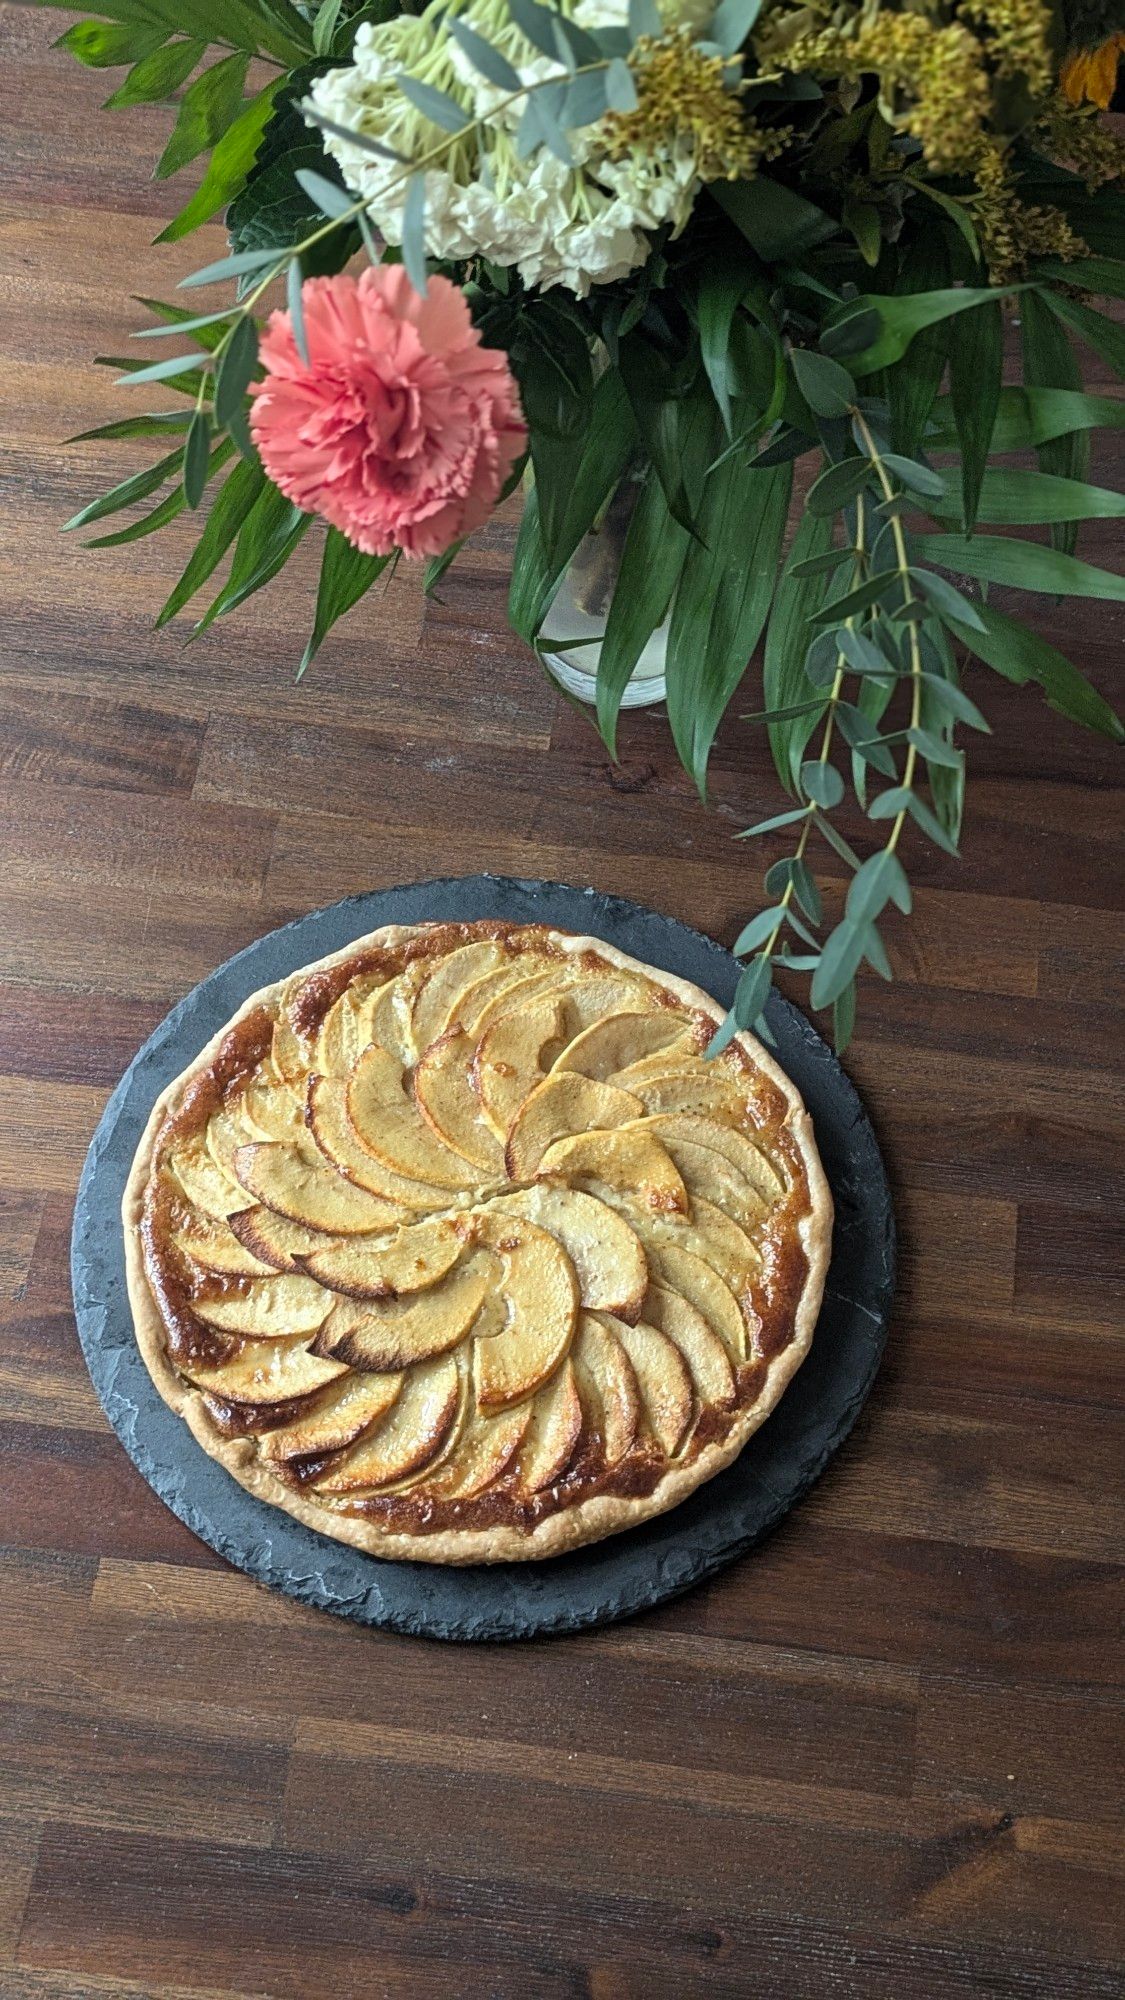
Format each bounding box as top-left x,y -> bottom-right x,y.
124,921 -> 832,1563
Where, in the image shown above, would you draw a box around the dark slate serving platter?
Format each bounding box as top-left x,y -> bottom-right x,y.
71,875 -> 895,1642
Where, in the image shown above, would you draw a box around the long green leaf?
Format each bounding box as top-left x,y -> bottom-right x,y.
299,528 -> 393,677
595,472 -> 689,757
762,509 -> 833,793
85,439 -> 233,545
667,459 -> 792,795
64,443 -> 184,530
888,234 -> 949,455
912,532 -> 1125,600
944,602 -> 1123,742
1042,291 -> 1125,379
926,468 -> 1125,526
158,81 -> 283,242
1021,289 -> 1088,559
55,19 -> 165,67
155,53 -> 249,180
948,289 -> 1002,533
156,456 -> 264,625
509,374 -> 636,641
928,386 -> 1125,452
195,483 -> 307,627
836,286 -> 1022,377
711,177 -> 835,262
105,37 -> 204,105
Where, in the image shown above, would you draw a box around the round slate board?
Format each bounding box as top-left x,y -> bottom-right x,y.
72,876 -> 894,1642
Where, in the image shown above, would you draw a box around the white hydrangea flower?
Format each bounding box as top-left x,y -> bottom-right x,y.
307,0 -> 723,296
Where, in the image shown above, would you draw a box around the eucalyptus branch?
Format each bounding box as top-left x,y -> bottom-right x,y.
850,406 -> 924,856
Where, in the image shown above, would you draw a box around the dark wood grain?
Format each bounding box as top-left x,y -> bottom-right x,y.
0,7 -> 1122,1994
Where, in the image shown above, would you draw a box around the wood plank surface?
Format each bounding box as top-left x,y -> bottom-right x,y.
0,8 -> 1122,1994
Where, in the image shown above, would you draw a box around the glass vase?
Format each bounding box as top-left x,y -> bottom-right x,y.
538,475 -> 668,709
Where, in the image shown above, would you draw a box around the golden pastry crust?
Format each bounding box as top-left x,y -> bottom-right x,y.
123,921 -> 832,1564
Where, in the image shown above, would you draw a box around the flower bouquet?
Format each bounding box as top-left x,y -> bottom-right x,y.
48,0 -> 1124,1048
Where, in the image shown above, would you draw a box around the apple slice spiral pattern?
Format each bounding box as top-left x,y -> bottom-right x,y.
129,921 -> 830,1562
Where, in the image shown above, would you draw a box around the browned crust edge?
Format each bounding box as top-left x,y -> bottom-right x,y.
122,921 -> 833,1565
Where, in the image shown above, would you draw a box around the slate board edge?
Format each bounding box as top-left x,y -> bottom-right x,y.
71,874 -> 895,1643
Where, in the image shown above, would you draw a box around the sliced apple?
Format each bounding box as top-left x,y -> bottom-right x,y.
304,1218 -> 464,1300
315,976 -> 387,1077
603,1313 -> 694,1457
414,1027 -> 506,1173
185,1332 -> 346,1406
645,1242 -> 748,1363
425,1398 -> 531,1500
557,974 -> 661,1038
241,1069 -> 309,1146
191,1272 -> 332,1339
505,1071 -> 642,1179
312,1256 -> 492,1373
572,1311 -> 640,1466
474,997 -> 568,1141
596,1194 -> 758,1322
515,1360 -> 584,1495
169,1136 -> 253,1219
494,1184 -> 648,1321
643,1286 -> 736,1407
233,1141 -> 404,1236
311,1353 -> 461,1495
471,1215 -> 579,1410
258,1370 -> 404,1462
466,967 -> 561,1036
307,1074 -> 458,1209
609,1051 -> 712,1091
537,1126 -> 688,1216
411,938 -> 510,1051
370,965 -> 427,1065
205,1102 -> 257,1183
552,1011 -> 693,1082
633,1110 -> 785,1203
173,1211 -> 272,1280
626,1068 -> 747,1119
346,1045 -> 482,1190
228,1205 -> 339,1274
271,1011 -> 315,1088
646,1132 -> 767,1226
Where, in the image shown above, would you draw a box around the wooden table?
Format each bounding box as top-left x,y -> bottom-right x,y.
2,9 -> 1123,1994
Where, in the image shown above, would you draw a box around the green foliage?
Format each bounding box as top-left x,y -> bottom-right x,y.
47,0 -> 1125,1053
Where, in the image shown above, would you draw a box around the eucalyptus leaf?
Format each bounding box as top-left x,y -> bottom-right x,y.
800,759 -> 844,808
810,919 -> 865,1011
805,456 -> 871,516
214,316 -> 259,431
737,806 -> 811,837
396,74 -> 468,133
288,255 -> 308,365
909,567 -> 986,633
294,166 -> 355,219
846,848 -> 911,925
733,906 -> 787,955
183,407 -> 212,509
790,349 -> 854,419
446,16 -> 521,89
906,725 -> 964,770
401,174 -> 428,293
711,0 -> 763,54
733,955 -> 773,1030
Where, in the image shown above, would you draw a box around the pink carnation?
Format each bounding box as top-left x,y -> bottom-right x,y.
249,267 -> 525,560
